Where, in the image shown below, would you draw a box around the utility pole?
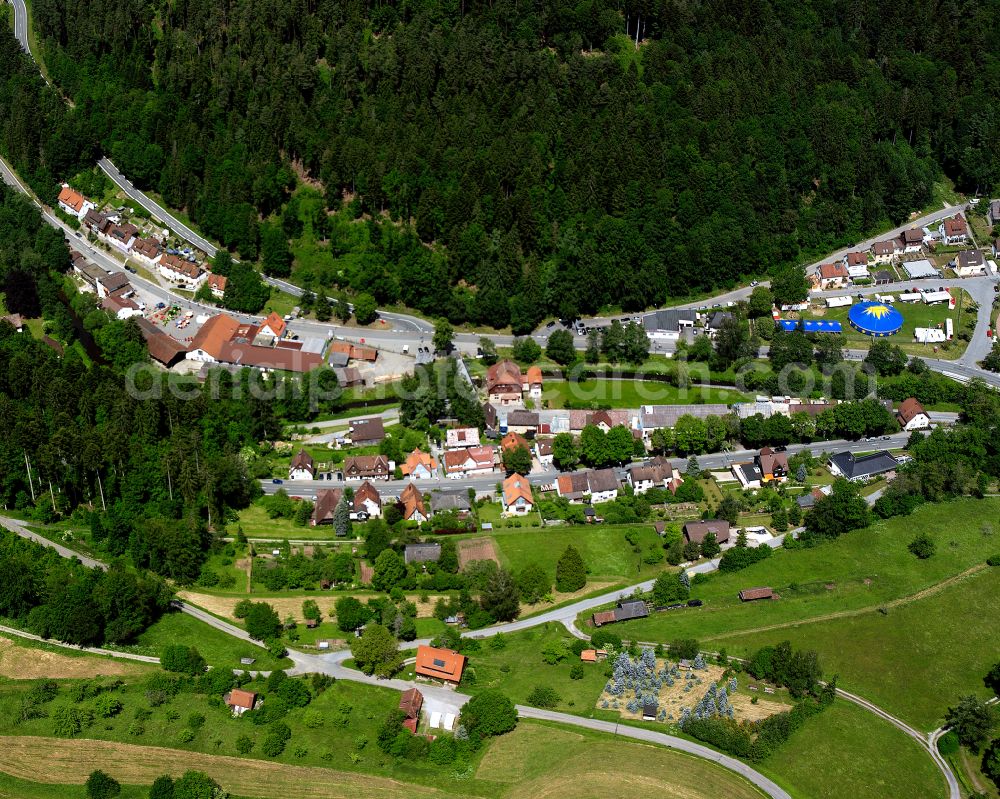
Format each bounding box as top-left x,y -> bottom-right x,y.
23,452 -> 35,502
96,471 -> 106,511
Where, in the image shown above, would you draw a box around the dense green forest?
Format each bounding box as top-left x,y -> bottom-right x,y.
0,529 -> 170,645
0,183 -> 274,580
5,0 -> 1000,327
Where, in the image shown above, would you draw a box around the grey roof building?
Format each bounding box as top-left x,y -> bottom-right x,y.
404,543 -> 442,564
828,451 -> 898,482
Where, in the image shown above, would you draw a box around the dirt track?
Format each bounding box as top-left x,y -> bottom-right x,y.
706,564 -> 988,641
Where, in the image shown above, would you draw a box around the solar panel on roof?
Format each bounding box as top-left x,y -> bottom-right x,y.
433,658 -> 446,667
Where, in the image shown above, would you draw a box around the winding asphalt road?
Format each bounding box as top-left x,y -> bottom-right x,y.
0,510 -> 961,797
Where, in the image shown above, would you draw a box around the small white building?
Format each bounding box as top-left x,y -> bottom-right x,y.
914,327 -> 946,343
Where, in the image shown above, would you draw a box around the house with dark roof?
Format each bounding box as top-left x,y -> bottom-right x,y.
828,450 -> 898,482
874,270 -> 894,286
614,599 -> 649,621
588,469 -> 620,502
344,455 -> 390,481
796,487 -> 826,509
486,360 -> 524,405
430,490 -> 472,515
289,449 -> 316,480
414,645 -> 465,683
901,228 -> 924,253
756,447 -> 788,483
628,461 -> 676,494
591,599 -> 649,627
739,587 -> 774,602
896,398 -> 930,431
555,471 -> 592,502
954,249 -> 986,277
643,308 -> 697,341
733,461 -> 763,489
405,543 -> 441,564
871,239 -> 901,263
399,688 -> 423,720
505,409 -> 539,434
349,417 -> 385,446
683,520 -> 731,546
311,488 -> 344,526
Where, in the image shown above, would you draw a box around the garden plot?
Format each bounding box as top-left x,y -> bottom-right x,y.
596,653 -> 789,724
457,537 -> 500,569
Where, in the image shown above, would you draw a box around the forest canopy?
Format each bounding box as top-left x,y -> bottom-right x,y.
7,0 -> 1000,327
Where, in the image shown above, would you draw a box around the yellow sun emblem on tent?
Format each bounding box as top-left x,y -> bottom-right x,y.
863,304 -> 893,319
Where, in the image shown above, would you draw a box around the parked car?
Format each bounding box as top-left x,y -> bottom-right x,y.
687,599 -> 704,607
546,320 -> 556,328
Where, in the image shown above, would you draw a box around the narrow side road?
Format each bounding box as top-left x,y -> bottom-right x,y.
0,624 -> 161,664
0,512 -> 960,798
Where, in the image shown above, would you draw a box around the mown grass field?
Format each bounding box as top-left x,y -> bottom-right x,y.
540,378 -> 749,409
760,699 -> 944,799
475,721 -> 768,799
488,523 -> 664,583
719,566 -> 1000,730
0,634 -> 154,681
466,631 -> 947,799
599,498 -> 1000,643
119,611 -> 291,671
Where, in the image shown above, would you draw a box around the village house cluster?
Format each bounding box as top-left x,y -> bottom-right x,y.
58,184 -> 217,293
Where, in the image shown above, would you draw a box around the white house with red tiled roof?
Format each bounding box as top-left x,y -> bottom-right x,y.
207,273 -> 227,298
57,184 -> 94,220
260,312 -> 287,339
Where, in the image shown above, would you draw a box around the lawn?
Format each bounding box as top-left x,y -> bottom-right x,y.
118,611 -> 292,671
760,699 -> 945,799
596,498 -> 1000,647
0,773 -> 153,799
718,565 -> 1000,730
460,623 -> 609,713
798,289 -> 974,359
228,503 -> 358,541
475,720 -> 768,799
540,378 -> 749,409
488,523 -> 664,583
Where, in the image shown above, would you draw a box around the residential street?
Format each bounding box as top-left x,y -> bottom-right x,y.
259,431 -> 917,497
